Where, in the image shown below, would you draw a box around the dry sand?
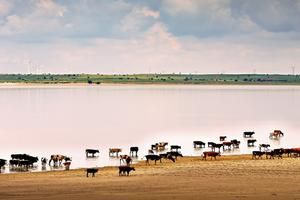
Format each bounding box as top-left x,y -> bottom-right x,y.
0,155 -> 299,200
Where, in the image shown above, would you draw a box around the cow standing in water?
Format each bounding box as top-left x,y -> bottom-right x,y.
202,152 -> 221,160
130,147 -> 139,157
120,155 -> 132,166
49,155 -> 68,166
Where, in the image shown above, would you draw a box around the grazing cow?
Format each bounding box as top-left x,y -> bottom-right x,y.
119,166 -> 135,176
259,144 -> 270,152
159,154 -> 176,163
252,151 -> 265,159
202,152 -> 220,160
266,149 -> 284,159
244,131 -> 255,138
167,151 -> 183,160
0,159 -> 6,169
109,148 -> 122,157
86,149 -> 99,158
269,130 -> 284,139
86,168 -> 98,177
120,155 -> 132,166
49,155 -> 67,166
220,136 -> 227,141
231,139 -> 241,148
170,145 -> 181,152
130,147 -> 139,157
145,155 -> 162,165
193,141 -> 205,148
223,142 -> 233,150
10,154 -> 38,169
247,139 -> 257,147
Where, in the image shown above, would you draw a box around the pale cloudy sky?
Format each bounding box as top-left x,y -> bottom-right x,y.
0,0 -> 300,74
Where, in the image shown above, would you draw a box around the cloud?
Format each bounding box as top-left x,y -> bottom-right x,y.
0,0 -> 299,74
120,6 -> 160,33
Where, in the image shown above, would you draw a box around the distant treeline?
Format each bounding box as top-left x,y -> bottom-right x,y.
1,74 -> 300,85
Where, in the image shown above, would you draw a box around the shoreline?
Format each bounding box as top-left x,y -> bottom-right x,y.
0,154 -> 299,200
2,82 -> 300,88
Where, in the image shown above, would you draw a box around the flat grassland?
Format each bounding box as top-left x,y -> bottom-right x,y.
0,155 -> 299,200
1,74 -> 300,85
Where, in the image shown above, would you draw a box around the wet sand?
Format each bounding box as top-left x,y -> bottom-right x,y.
0,155 -> 299,200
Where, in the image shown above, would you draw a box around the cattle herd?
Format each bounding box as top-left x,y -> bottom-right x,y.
0,130 -> 299,176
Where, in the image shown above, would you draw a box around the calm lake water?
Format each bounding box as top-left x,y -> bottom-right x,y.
0,84 -> 300,173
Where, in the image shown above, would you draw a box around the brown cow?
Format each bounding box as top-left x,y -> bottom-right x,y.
202,151 -> 221,160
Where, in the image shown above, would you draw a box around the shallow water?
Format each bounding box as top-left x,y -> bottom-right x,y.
0,85 -> 299,173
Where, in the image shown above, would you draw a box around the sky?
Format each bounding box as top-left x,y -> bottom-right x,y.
0,0 -> 300,74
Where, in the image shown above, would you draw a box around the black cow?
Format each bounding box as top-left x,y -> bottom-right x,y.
86,168 -> 98,177
247,139 -> 257,147
170,145 -> 181,152
130,147 -> 139,157
211,143 -> 223,152
145,155 -> 162,165
208,142 -> 216,147
167,151 -> 183,160
86,149 -> 99,158
259,144 -> 270,152
159,153 -> 176,163
0,159 -> 6,168
244,131 -> 255,138
252,151 -> 265,159
231,139 -> 241,148
119,166 -> 135,176
193,141 -> 205,148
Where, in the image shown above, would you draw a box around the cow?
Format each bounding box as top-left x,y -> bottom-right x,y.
207,142 -> 216,147
145,155 -> 162,165
252,151 -> 265,159
120,155 -> 132,166
211,143 -> 223,152
231,139 -> 241,148
202,151 -> 221,160
223,142 -> 233,150
86,149 -> 99,158
247,139 -> 257,147
266,149 -> 284,159
166,151 -> 183,160
193,141 -> 205,148
109,148 -> 122,157
259,144 -> 270,152
151,142 -> 168,151
159,153 -> 176,162
220,136 -> 227,141
130,147 -> 139,157
170,145 -> 181,152
119,166 -> 135,176
244,131 -> 255,138
49,155 -> 67,166
0,159 -> 6,169
270,130 -> 284,139
86,168 -> 98,177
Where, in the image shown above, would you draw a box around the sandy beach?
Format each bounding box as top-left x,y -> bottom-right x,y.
0,155 -> 299,200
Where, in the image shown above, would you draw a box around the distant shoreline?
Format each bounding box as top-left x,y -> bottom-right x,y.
1,74 -> 300,86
